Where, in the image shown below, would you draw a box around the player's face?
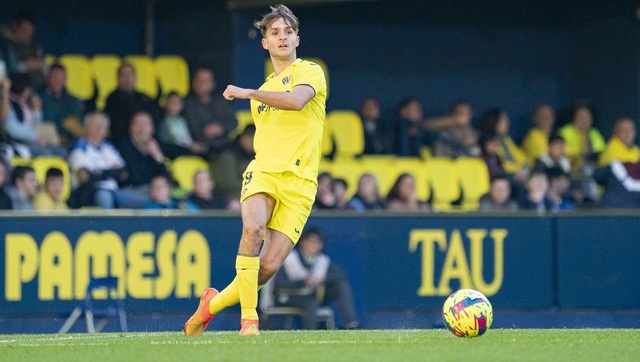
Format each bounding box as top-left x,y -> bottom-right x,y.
262,18 -> 299,61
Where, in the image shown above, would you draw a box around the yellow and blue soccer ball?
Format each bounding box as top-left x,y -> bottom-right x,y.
442,289 -> 493,337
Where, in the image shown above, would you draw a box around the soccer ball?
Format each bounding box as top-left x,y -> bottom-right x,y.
442,289 -> 493,337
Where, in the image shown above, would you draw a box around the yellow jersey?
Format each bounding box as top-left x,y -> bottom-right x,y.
250,59 -> 327,181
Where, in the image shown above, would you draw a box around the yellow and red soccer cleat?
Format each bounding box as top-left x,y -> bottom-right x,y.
183,288 -> 218,336
239,319 -> 260,336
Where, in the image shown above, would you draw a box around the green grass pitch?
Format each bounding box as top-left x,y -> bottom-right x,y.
1,329 -> 639,361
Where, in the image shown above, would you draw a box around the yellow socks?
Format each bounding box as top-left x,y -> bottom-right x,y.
235,255 -> 260,320
208,277 -> 240,315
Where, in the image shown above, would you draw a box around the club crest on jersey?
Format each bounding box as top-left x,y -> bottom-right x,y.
282,75 -> 291,85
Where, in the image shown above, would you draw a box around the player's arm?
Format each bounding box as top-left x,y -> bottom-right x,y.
223,84 -> 315,111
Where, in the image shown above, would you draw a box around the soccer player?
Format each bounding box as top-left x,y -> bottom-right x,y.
183,4 -> 327,337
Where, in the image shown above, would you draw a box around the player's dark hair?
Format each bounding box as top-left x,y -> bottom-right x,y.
254,4 -> 299,37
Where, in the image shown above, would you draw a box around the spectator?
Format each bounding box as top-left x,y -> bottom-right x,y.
182,67 -> 237,156
0,158 -> 13,209
6,73 -> 66,158
479,108 -> 529,180
385,173 -> 429,212
117,111 -> 168,206
394,97 -> 430,157
559,103 -> 606,170
358,96 -> 391,155
332,178 -> 349,210
0,76 -> 14,160
0,10 -> 46,88
272,227 -> 359,330
38,63 -> 84,147
145,173 -> 197,211
313,172 -> 337,210
346,173 -> 385,212
533,134 -> 572,175
188,170 -> 239,211
4,165 -> 38,210
519,170 -> 553,212
593,159 -> 640,208
546,167 -> 575,212
209,124 -> 256,198
598,117 -> 639,167
104,63 -> 162,144
33,167 -> 68,211
522,104 -> 556,164
432,100 -> 480,158
67,112 -> 146,209
158,91 -> 208,156
478,175 -> 519,212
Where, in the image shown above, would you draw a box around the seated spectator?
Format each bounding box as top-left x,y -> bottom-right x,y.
545,167 -> 575,212
313,172 -> 337,210
394,97 -> 430,158
145,173 -> 197,211
0,11 -> 46,88
479,108 -> 529,179
3,165 -> 38,210
522,104 -> 556,164
432,100 -> 480,158
68,112 -> 148,209
478,175 -> 519,212
33,167 -> 68,211
182,67 -> 237,156
533,134 -> 572,175
6,73 -> 66,158
104,63 -> 163,144
38,63 -> 84,147
272,228 -> 359,330
0,76 -> 14,160
385,173 -> 429,212
0,158 -> 13,209
598,117 -> 639,167
158,91 -> 208,155
519,170 -> 554,212
593,159 -> 640,208
117,112 -> 169,206
358,96 -> 391,155
188,170 -> 239,211
332,177 -> 349,210
209,124 -> 255,198
346,173 -> 385,212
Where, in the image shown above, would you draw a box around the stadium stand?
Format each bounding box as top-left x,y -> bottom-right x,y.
58,54 -> 94,101
155,55 -> 190,104
124,55 -> 158,99
91,54 -> 121,110
169,155 -> 209,192
31,156 -> 72,201
456,156 -> 491,211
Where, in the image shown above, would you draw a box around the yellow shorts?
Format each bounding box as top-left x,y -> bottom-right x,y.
239,163 -> 317,244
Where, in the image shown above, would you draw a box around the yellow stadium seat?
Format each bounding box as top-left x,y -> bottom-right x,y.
31,156 -> 72,201
155,55 -> 190,104
425,158 -> 460,212
455,157 -> 490,211
44,54 -> 57,67
169,156 -> 209,191
329,158 -> 363,199
359,155 -> 397,197
265,57 -> 329,98
124,55 -> 158,99
318,157 -> 333,175
326,110 -> 365,159
230,109 -> 255,139
91,54 -> 121,110
395,157 -> 430,202
321,114 -> 334,158
58,54 -> 94,100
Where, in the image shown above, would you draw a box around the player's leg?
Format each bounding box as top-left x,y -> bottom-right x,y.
258,229 -> 295,285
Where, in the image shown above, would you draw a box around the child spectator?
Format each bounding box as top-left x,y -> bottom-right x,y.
188,170 -> 238,211
145,173 -> 197,211
158,91 -> 208,155
33,167 -> 68,211
479,175 -> 519,212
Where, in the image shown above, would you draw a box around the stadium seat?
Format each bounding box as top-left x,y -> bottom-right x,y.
425,158 -> 460,211
169,155 -> 209,191
359,155 -> 397,197
155,55 -> 190,104
58,54 -> 94,100
31,156 -> 72,201
395,157 -> 430,202
321,114 -> 334,158
265,57 -> 330,97
91,54 -> 121,110
44,54 -> 57,67
230,109 -> 254,139
455,157 -> 490,211
318,157 -> 333,175
259,278 -> 335,330
329,158 -> 364,198
325,110 -> 365,159
58,276 -> 127,333
124,55 -> 158,99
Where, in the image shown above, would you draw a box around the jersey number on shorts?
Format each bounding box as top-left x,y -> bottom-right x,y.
243,171 -> 253,186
